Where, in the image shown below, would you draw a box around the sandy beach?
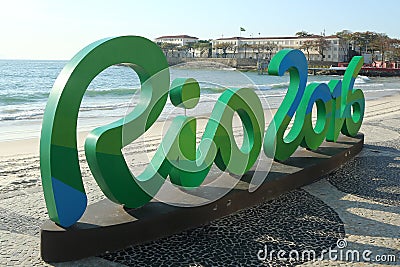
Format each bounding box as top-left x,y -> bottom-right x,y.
0,92 -> 399,266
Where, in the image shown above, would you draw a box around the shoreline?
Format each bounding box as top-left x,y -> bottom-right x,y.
1,87 -> 399,142
0,108 -> 277,158
1,91 -> 399,158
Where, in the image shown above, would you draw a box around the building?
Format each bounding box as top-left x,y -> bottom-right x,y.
211,35 -> 349,63
155,35 -> 199,46
155,35 -> 200,58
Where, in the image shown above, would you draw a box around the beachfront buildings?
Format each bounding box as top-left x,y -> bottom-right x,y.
155,35 -> 199,46
211,35 -> 349,63
155,35 -> 200,58
154,34 -> 352,63
155,35 -> 214,58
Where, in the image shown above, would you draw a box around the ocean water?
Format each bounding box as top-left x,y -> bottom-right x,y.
0,59 -> 399,141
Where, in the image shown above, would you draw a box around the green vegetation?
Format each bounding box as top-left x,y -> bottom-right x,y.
298,30 -> 400,62
336,30 -> 400,63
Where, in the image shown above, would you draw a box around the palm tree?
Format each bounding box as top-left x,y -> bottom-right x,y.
158,42 -> 169,56
240,43 -> 251,58
389,39 -> 400,66
350,32 -> 364,55
300,40 -> 314,61
371,33 -> 390,63
214,42 -> 232,58
158,43 -> 179,57
231,45 -> 238,58
194,42 -> 212,58
314,36 -> 330,61
296,31 -> 313,37
180,43 -> 194,57
336,30 -> 353,62
264,43 -> 277,60
251,43 -> 264,59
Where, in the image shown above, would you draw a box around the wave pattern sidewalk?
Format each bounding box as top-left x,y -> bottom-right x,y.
300,97 -> 400,266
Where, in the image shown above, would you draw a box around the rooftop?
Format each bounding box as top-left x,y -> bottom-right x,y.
215,35 -> 337,41
155,35 -> 199,40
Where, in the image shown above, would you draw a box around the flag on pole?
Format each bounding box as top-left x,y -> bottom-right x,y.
240,27 -> 246,32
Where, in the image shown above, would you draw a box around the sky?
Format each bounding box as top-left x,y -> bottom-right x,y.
1,0 -> 399,60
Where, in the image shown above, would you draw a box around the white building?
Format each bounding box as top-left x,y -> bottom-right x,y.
154,35 -> 200,58
155,35 -> 199,46
212,36 -> 349,62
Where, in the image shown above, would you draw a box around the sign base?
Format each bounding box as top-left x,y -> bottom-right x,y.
41,134 -> 364,262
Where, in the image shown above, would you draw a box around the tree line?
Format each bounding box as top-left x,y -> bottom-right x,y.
156,40 -> 211,58
214,41 -> 278,59
297,30 -> 400,63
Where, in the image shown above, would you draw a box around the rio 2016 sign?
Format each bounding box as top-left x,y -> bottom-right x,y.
40,36 -> 364,228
